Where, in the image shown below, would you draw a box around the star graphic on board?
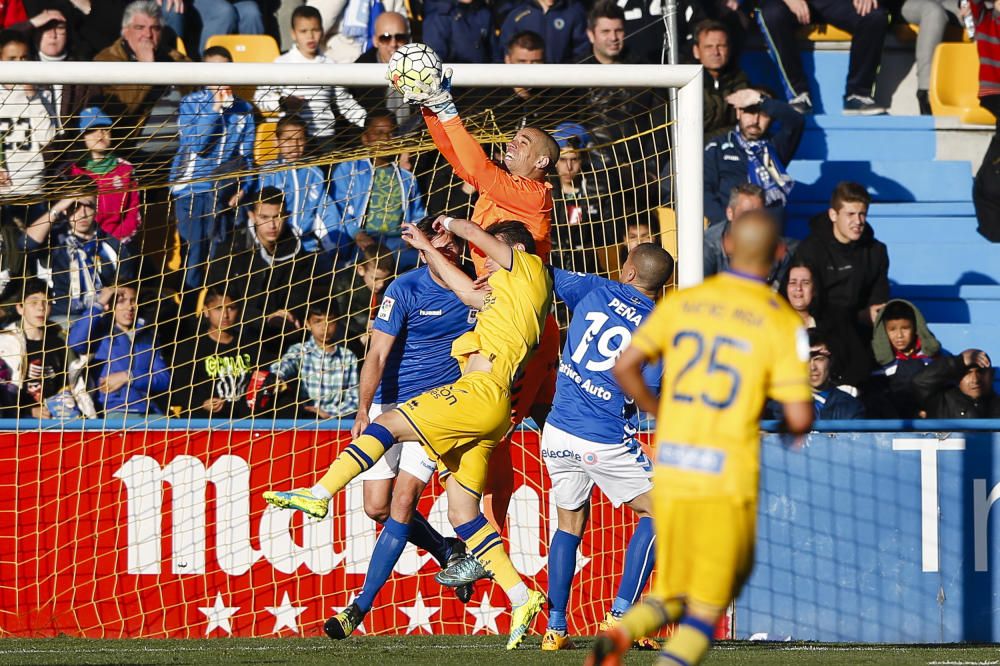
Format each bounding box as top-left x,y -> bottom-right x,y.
399,592 -> 439,634
466,591 -> 503,635
265,592 -> 307,634
198,593 -> 239,636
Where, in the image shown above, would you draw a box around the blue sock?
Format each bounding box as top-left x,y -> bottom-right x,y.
355,517 -> 410,613
546,529 -> 581,632
406,510 -> 451,566
612,516 -> 656,616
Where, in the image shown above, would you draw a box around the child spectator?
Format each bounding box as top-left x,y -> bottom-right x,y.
256,114 -> 349,256
597,215 -> 657,282
333,243 -> 394,359
0,29 -> 56,223
0,278 -> 95,419
21,193 -> 136,324
67,281 -> 170,415
865,299 -> 941,418
330,111 -> 425,269
67,107 -> 141,244
269,299 -> 359,420
169,287 -> 262,420
170,45 -> 256,293
254,6 -> 339,152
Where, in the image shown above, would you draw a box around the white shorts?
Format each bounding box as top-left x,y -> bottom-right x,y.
356,403 -> 437,484
541,422 -> 653,510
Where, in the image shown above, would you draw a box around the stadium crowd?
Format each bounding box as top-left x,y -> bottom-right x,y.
0,0 -> 993,424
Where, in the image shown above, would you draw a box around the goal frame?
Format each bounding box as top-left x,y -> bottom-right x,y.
0,61 -> 704,286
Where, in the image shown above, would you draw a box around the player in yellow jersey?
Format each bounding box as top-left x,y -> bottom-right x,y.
263,215 -> 553,650
586,210 -> 814,666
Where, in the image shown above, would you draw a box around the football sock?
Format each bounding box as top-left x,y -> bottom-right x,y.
611,516 -> 656,616
546,529 -> 581,631
355,517 -> 410,614
316,425 -> 395,495
456,514 -> 527,606
407,510 -> 451,566
620,597 -> 680,641
659,615 -> 714,666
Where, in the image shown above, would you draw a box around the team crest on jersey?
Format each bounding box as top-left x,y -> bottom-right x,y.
377,296 -> 395,321
583,452 -> 599,465
467,309 -> 478,324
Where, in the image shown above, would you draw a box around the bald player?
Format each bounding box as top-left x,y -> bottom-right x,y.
587,211 -> 814,666
539,243 -> 674,652
409,64 -> 563,535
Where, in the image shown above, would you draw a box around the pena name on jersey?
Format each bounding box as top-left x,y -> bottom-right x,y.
547,269 -> 661,444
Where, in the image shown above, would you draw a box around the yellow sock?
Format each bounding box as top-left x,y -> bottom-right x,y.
462,518 -> 525,597
619,597 -> 681,640
659,616 -> 713,666
317,434 -> 389,495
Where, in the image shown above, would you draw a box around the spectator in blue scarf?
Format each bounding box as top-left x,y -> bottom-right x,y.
702,87 -> 804,225
21,193 -> 136,327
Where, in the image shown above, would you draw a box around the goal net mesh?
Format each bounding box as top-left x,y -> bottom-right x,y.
0,67 -> 680,638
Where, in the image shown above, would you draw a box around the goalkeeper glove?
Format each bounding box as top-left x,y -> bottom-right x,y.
407,68 -> 458,121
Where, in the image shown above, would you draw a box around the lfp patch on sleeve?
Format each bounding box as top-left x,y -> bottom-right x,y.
377,296 -> 396,321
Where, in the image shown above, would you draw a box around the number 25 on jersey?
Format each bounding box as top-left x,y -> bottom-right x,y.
671,330 -> 749,410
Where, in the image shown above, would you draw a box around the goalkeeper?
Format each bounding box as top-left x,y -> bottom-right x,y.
411,63 -> 563,534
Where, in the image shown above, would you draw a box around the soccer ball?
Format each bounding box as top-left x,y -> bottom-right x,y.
386,43 -> 443,97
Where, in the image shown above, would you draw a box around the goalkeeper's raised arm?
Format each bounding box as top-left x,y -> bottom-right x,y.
412,68 -> 559,267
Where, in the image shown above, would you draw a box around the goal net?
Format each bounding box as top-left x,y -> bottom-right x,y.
0,60 -> 702,638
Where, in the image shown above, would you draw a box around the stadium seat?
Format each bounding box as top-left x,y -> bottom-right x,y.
929,42 -> 997,124
657,206 -> 679,264
175,36 -> 187,57
204,34 -> 280,62
254,121 -> 279,165
893,22 -> 968,43
801,24 -> 853,41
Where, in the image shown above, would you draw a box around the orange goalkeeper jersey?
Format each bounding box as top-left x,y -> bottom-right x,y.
423,109 -> 553,274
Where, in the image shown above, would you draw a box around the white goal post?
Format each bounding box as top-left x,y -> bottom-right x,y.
0,61 -> 704,285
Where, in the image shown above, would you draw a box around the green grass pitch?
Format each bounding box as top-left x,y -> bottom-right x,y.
1,637 -> 999,665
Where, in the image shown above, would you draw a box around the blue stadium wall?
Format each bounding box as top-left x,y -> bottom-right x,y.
742,422 -> 1000,643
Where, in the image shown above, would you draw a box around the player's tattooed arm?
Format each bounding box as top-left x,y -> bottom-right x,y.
400,221 -> 486,310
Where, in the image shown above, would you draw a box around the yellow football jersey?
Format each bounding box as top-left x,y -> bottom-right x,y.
451,249 -> 553,384
631,271 -> 811,499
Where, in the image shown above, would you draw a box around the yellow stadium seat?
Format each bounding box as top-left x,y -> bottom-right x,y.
893,23 -> 919,43
657,206 -> 679,263
175,36 -> 187,57
801,24 -> 853,41
205,34 -> 280,62
930,42 -> 997,125
255,121 -> 280,166
894,22 -> 967,43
